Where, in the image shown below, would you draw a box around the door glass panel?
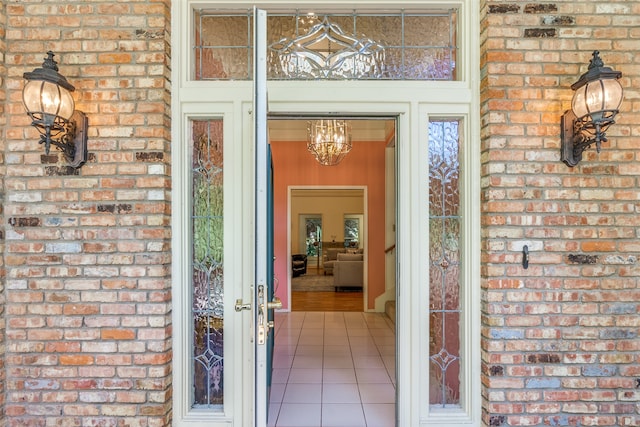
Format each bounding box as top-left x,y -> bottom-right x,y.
428,120 -> 461,408
192,119 -> 224,409
194,10 -> 457,81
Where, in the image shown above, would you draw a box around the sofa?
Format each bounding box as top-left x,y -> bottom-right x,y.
333,252 -> 364,291
322,248 -> 346,275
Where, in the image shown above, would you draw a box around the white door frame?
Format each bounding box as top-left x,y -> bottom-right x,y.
171,2 -> 481,426
171,92 -> 480,426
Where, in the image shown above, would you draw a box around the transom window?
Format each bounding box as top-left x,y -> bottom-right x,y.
194,9 -> 458,81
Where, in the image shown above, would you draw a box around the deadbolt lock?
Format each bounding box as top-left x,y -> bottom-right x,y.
267,297 -> 282,310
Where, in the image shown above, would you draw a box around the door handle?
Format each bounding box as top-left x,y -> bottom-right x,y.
235,299 -> 251,312
267,297 -> 282,310
256,285 -> 281,344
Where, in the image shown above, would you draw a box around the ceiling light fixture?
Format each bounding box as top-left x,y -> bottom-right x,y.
307,119 -> 352,166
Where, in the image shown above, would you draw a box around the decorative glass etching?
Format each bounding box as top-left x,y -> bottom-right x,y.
192,119 -> 224,408
194,10 -> 457,81
428,120 -> 461,408
269,16 -> 385,79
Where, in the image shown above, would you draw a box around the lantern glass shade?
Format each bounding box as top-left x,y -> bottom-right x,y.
571,78 -> 623,121
22,79 -> 75,122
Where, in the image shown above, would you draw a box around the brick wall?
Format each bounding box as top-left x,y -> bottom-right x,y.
480,1 -> 640,427
3,2 -> 172,426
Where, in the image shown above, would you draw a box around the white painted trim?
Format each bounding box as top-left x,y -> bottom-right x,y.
394,104 -> 414,427
418,105 -> 481,426
171,102 -> 247,426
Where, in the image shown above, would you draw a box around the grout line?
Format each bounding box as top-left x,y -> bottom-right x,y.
273,310 -> 396,427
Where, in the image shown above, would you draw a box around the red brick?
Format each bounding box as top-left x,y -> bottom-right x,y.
59,355 -> 94,366
101,329 -> 136,340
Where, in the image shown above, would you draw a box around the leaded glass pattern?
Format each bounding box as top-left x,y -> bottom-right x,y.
194,10 -> 457,81
269,16 -> 386,80
428,120 -> 461,408
192,119 -> 224,408
194,11 -> 252,80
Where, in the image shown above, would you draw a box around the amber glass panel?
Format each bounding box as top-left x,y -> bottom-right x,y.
428,120 -> 461,407
195,12 -> 252,80
194,10 -> 457,81
192,119 -> 224,408
404,15 -> 452,46
356,15 -> 403,45
197,48 -> 251,80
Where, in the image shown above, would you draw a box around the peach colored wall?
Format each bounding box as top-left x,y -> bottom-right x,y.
270,139 -> 387,310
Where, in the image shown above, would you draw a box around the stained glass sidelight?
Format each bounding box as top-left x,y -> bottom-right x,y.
192,119 -> 224,408
194,10 -> 457,81
428,120 -> 461,408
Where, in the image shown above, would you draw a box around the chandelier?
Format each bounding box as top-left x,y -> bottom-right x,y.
307,119 -> 352,166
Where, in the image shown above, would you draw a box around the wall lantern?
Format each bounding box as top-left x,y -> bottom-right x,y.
22,51 -> 88,168
561,51 -> 623,167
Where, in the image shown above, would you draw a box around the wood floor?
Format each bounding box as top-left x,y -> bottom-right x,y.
291,268 -> 364,311
291,290 -> 364,311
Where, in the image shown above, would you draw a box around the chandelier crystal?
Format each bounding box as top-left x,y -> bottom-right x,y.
307,119 -> 352,166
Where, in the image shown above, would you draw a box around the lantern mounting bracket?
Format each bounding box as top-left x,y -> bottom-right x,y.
45,110 -> 88,168
561,109 -> 606,167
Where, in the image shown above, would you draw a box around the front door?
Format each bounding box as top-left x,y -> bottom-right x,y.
252,8 -> 279,427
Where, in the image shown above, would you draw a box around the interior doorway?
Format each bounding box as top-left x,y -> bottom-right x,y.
290,187 -> 366,311
268,117 -> 397,427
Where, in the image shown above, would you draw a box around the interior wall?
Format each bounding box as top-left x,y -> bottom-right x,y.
270,138 -> 387,310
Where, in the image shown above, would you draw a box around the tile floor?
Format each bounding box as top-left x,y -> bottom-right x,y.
269,311 -> 396,427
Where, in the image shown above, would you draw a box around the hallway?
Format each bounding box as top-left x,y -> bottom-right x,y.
268,311 -> 396,427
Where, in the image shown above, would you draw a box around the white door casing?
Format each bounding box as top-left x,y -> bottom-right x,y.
171,1 -> 481,426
